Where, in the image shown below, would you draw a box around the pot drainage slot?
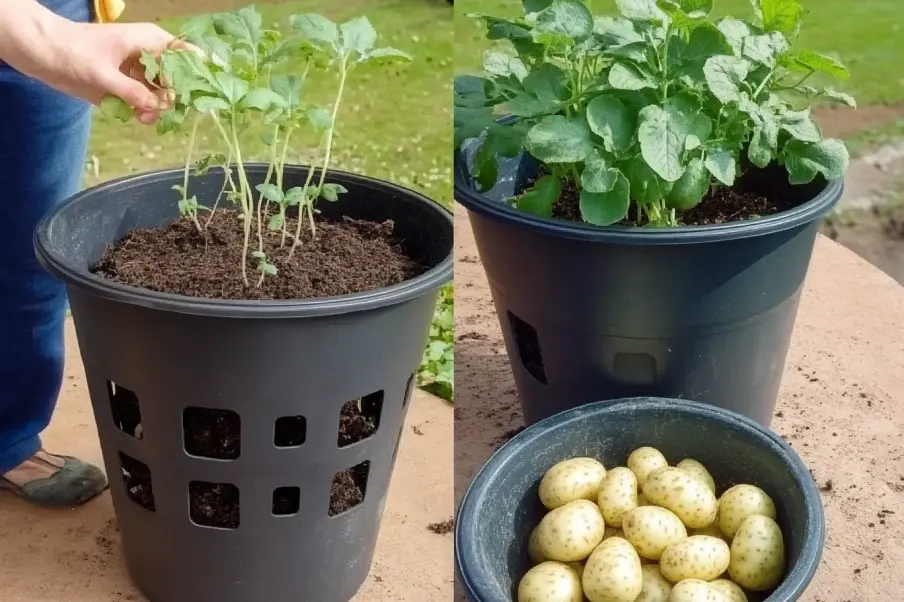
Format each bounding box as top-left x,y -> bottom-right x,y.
119,452 -> 155,512
403,373 -> 415,409
183,407 -> 241,460
272,486 -> 300,516
275,415 -> 307,448
108,381 -> 143,439
329,461 -> 370,517
189,481 -> 239,529
507,311 -> 547,384
337,392 -> 383,448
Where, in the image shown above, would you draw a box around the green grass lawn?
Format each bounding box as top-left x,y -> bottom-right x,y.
455,0 -> 904,105
86,0 -> 455,400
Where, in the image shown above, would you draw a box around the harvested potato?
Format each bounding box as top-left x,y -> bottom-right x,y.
728,514 -> 785,591
598,467 -> 639,527
518,561 -> 583,602
718,484 -> 777,538
539,458 -> 608,509
582,537 -> 643,602
676,459 -> 716,494
538,499 -> 606,562
642,467 -> 717,529
669,579 -> 725,602
709,579 -> 748,602
636,564 -> 672,602
622,506 -> 687,560
628,447 -> 669,488
528,525 -> 547,563
660,535 -> 730,582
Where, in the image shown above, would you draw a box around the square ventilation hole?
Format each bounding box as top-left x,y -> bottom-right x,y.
274,416 -> 307,448
337,391 -> 383,448
189,481 -> 240,529
272,487 -> 301,516
183,407 -> 241,460
507,311 -> 547,384
108,381 -> 143,439
119,452 -> 155,511
329,461 -> 370,517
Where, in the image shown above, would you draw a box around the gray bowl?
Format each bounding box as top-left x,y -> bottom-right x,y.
455,397 -> 825,602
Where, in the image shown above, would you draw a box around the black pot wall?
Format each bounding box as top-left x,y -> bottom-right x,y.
35,165 -> 453,602
455,141 -> 842,427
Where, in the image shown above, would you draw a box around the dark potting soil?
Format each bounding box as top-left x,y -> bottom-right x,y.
120,453 -> 156,512
541,165 -> 802,226
427,518 -> 454,534
92,210 -> 425,300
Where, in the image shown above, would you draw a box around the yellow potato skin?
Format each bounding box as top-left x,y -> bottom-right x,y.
537,500 -> 606,562
627,447 -> 669,488
518,561 -> 583,602
676,459 -> 716,494
539,457 -> 607,509
635,564 -> 672,602
659,535 -> 730,583
597,467 -> 639,527
582,537 -> 643,602
669,579 -> 726,602
642,467 -> 717,529
718,484 -> 777,538
709,579 -> 748,602
528,525 -> 547,563
728,515 -> 785,591
622,506 -> 687,561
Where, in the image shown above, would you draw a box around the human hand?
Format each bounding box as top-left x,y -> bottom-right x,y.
1,7 -> 185,124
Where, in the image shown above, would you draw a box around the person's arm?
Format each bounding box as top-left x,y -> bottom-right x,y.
0,0 -> 176,123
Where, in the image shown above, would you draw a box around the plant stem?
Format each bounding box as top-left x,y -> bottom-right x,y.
255,125 -> 280,253
183,115 -> 203,233
277,127 -> 294,247
229,116 -> 253,287
204,152 -> 236,229
288,56 -> 350,258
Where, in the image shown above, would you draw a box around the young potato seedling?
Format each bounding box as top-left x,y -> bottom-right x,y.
101,5 -> 411,287
455,0 -> 855,227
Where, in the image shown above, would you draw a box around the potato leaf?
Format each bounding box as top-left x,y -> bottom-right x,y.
517,174 -> 562,217
580,171 -> 631,225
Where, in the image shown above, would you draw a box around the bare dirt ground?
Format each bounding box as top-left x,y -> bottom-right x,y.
454,204 -> 904,601
0,321 -> 454,602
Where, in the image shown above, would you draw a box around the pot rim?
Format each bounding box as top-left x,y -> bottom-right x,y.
454,136 -> 844,246
454,397 -> 825,602
35,164 -> 453,319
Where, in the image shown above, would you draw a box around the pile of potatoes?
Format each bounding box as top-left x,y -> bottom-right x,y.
518,447 -> 785,602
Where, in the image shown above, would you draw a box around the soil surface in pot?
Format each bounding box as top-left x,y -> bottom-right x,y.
92,210 -> 425,300
545,166 -> 802,226
121,402 -> 377,526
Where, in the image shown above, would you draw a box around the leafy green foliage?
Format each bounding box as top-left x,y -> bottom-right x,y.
455,0 -> 854,227
101,5 -> 410,285
418,284 -> 454,402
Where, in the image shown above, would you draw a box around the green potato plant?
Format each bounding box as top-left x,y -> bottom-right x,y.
102,5 -> 410,287
454,0 -> 855,227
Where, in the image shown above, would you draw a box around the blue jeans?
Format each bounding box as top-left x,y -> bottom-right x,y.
0,0 -> 92,473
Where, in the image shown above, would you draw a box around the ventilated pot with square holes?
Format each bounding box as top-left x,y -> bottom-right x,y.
455,140 -> 843,428
35,165 -> 452,602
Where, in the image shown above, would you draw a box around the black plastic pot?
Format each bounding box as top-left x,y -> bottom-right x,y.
455,397 -> 825,602
35,165 -> 453,602
455,140 -> 843,427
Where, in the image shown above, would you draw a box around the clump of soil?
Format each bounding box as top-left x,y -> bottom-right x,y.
427,518 -> 454,534
92,210 -> 425,300
337,400 -> 378,447
540,164 -> 808,226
